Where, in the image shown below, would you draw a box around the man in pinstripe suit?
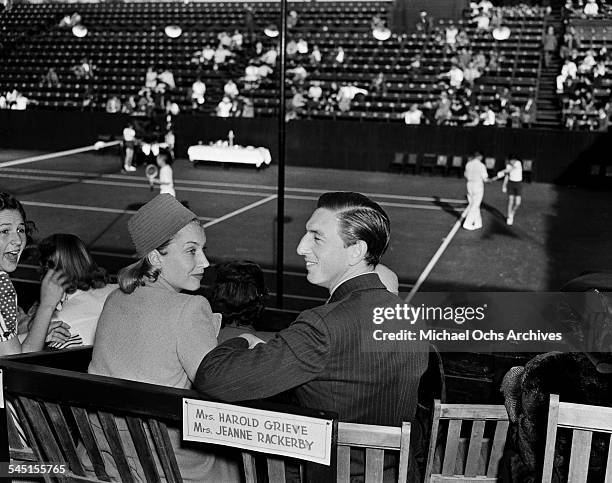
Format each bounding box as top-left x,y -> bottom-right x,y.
195,192 -> 428,477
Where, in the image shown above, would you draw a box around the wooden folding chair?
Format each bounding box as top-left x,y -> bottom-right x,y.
419,153 -> 438,175
542,394 -> 612,483
405,153 -> 418,174
242,422 -> 411,483
434,155 -> 449,176
390,152 -> 405,173
424,401 -> 509,482
448,155 -> 464,177
337,422 -> 411,483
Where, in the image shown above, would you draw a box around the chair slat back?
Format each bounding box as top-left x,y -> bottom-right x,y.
336,421 -> 410,483
542,394 -> 612,483
425,401 -> 509,482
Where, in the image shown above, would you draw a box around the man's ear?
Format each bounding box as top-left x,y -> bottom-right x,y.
147,250 -> 163,268
348,240 -> 368,266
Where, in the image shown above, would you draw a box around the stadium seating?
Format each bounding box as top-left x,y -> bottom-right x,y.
0,2 -> 544,121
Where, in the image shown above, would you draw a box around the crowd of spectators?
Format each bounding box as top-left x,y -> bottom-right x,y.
564,0 -> 612,18
0,88 -> 31,110
556,3 -> 612,129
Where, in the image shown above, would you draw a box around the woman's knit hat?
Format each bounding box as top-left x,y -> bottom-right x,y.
128,194 -> 199,257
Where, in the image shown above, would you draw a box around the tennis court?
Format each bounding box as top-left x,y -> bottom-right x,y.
2,146 -> 611,312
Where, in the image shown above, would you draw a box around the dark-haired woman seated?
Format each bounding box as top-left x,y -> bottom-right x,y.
211,260 -> 276,343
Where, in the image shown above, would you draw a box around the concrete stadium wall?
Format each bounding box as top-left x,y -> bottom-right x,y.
0,109 -> 610,185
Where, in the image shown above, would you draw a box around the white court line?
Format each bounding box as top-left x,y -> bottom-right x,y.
0,166 -> 468,204
203,195 -> 278,228
0,173 -> 272,197
0,141 -> 121,168
405,208 -> 468,304
21,201 -> 215,221
5,170 -> 451,212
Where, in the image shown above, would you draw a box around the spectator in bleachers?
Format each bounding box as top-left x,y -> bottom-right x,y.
288,64 -> 308,85
403,104 -> 423,125
337,84 -> 367,113
480,105 -> 496,125
41,68 -> 59,88
478,0 -> 494,14
240,97 -> 255,118
495,86 -> 512,109
457,47 -> 472,69
213,43 -> 233,71
496,108 -> 510,127
105,95 -> 121,114
243,3 -> 256,43
191,78 -> 206,110
584,0 -> 599,16
416,11 -> 434,34
231,30 -> 243,50
309,45 -> 322,66
287,10 -> 298,29
474,9 -> 491,30
81,86 -> 94,111
441,62 -> 464,89
217,31 -> 232,49
370,73 -> 387,97
145,66 -> 157,90
578,49 -> 596,74
557,58 -> 578,92
0,93 -> 6,110
216,96 -> 233,118
521,98 -> 535,127
308,81 -> 323,105
445,22 -> 459,48
463,61 -> 482,85
333,46 -> 346,64
286,39 -> 298,58
487,49 -> 503,72
260,45 -> 278,66
158,69 -> 176,91
296,37 -> 308,55
12,92 -> 29,111
434,91 -> 452,124
223,79 -> 239,99
542,26 -> 558,67
474,50 -> 487,70
456,29 -> 470,47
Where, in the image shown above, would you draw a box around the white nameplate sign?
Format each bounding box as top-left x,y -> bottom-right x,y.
183,399 -> 334,465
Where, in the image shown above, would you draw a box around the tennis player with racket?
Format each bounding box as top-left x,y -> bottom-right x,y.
146,151 -> 175,197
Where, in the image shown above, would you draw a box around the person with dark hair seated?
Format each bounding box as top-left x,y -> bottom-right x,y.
211,260 -> 275,343
24,234 -> 117,348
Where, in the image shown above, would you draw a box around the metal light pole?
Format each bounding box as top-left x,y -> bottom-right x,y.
275,0 -> 287,308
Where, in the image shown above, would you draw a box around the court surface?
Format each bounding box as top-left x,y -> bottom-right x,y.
2,147 -> 611,312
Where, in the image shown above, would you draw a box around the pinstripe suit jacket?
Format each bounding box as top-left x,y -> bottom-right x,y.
195,273 -> 428,426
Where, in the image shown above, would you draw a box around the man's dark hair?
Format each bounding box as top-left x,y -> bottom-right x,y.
317,192 -> 390,266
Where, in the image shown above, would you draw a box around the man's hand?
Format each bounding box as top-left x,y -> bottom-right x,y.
239,333 -> 265,349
